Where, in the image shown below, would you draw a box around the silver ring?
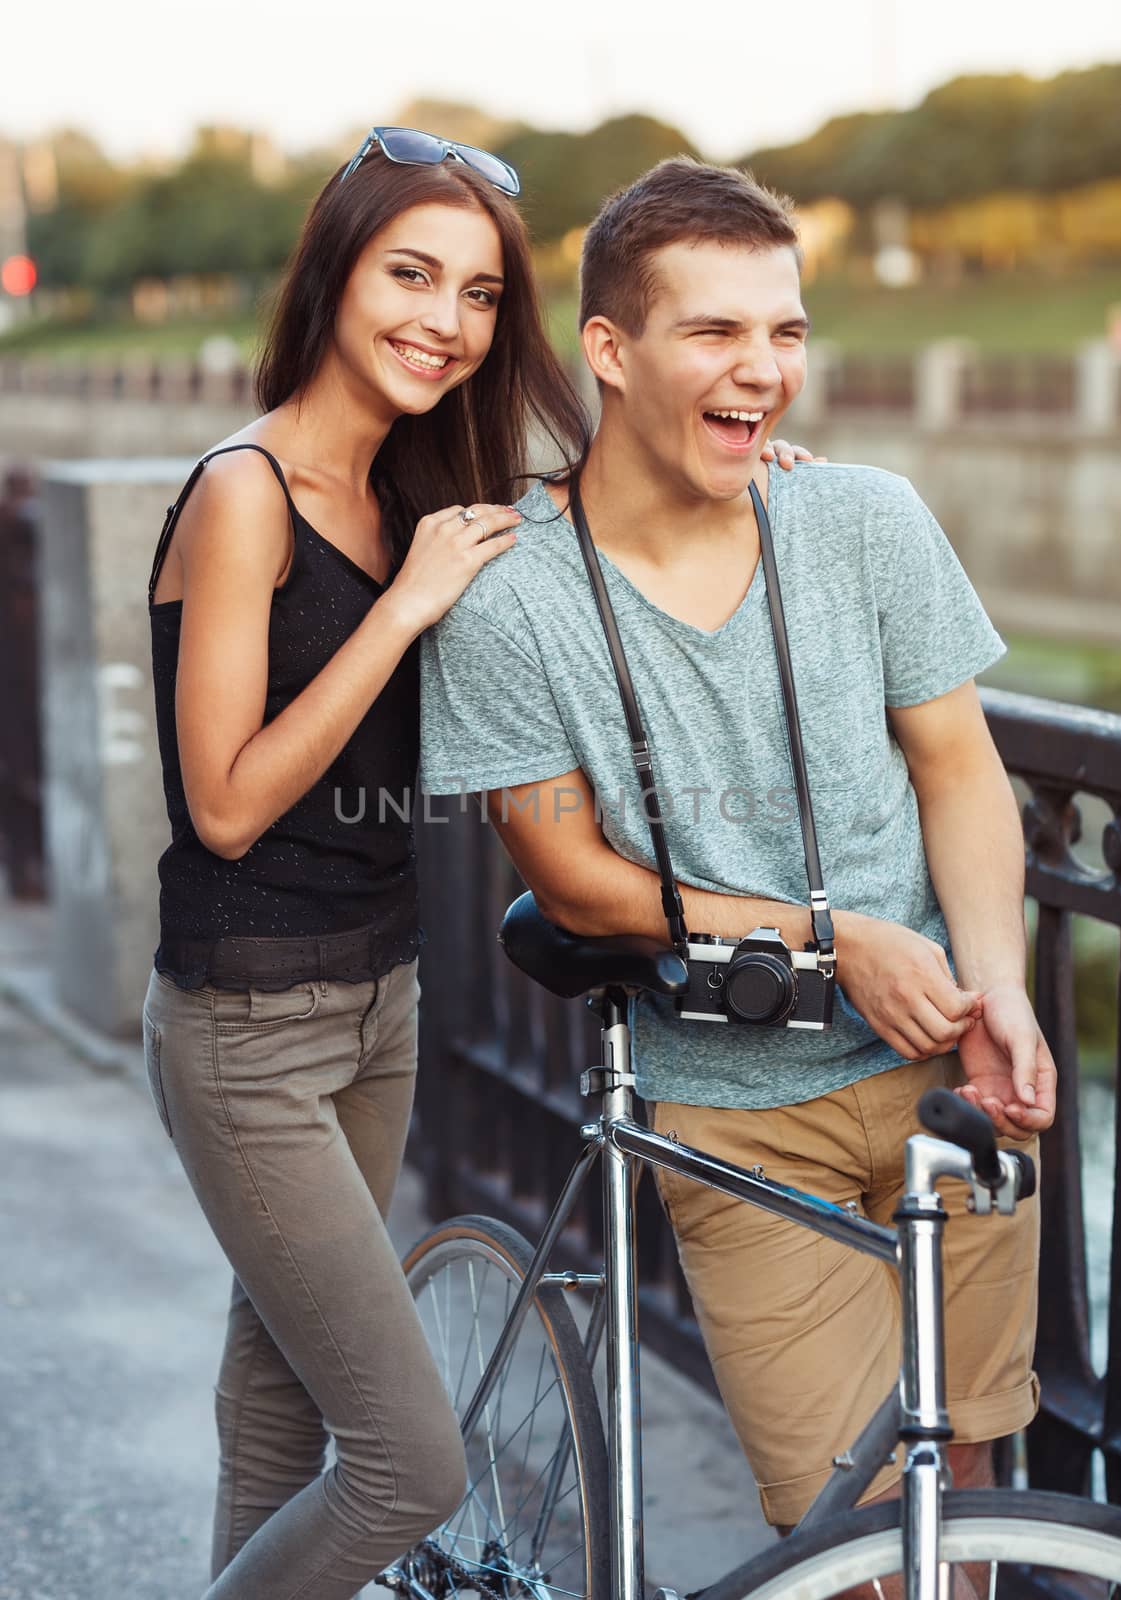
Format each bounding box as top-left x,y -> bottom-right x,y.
458,507 -> 477,525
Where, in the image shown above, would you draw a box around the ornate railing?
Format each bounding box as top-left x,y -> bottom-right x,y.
414,688 -> 1121,1498
1,350 -> 1114,426
960,356 -> 1077,416
983,689 -> 1121,1499
826,354 -> 916,412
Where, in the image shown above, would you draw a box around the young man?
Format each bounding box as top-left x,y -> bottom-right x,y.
419,159 -> 1056,1530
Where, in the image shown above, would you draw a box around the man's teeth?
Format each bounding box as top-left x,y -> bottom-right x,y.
391,342 -> 450,370
709,409 -> 764,422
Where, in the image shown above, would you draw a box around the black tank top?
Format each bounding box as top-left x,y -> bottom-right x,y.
148,444 -> 419,988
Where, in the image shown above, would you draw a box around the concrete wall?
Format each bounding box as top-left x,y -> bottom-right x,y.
780,413 -> 1121,646
0,391 -> 250,466
780,340 -> 1121,646
38,460 -> 191,1035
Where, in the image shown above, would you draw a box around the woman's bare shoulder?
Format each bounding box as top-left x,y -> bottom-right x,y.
173,438 -> 294,586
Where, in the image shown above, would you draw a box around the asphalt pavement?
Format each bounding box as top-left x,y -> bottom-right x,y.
0,897 -> 771,1599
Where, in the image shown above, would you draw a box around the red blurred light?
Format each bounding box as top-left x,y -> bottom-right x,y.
2,256 -> 37,296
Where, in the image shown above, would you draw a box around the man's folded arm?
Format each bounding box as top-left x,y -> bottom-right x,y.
488,767 -> 817,950
490,767 -> 986,1062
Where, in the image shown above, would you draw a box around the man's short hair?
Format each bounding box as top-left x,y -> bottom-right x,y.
579,157 -> 801,337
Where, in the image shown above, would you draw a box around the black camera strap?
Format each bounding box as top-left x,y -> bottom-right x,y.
569,475 -> 689,953
568,472 -> 835,963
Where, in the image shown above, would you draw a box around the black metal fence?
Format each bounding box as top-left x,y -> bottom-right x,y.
415,687 -> 1121,1500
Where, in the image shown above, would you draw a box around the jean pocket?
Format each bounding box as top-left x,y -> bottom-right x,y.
142,1011 -> 172,1138
212,984 -> 320,1032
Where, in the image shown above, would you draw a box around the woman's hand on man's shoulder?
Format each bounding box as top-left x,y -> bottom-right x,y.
762,437 -> 828,471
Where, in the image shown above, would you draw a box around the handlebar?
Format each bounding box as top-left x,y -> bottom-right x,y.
917,1087 -> 1037,1200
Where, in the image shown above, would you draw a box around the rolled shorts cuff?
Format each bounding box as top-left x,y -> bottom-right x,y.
757,1464 -> 858,1528
759,1450 -> 905,1526
757,1372 -> 1040,1527
945,1371 -> 1040,1446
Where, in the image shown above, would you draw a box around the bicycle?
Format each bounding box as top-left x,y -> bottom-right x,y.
379,892 -> 1121,1599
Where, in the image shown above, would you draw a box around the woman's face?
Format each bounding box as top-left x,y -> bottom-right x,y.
334,200 -> 505,418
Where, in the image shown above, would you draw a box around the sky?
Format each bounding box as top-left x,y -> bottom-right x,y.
6,0 -> 1120,163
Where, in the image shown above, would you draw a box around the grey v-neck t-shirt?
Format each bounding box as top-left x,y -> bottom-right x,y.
419,463 -> 1004,1110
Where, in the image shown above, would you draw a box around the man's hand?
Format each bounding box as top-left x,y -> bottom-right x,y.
888,684 -> 1052,1138
836,910 -> 983,1061
955,984 -> 1057,1138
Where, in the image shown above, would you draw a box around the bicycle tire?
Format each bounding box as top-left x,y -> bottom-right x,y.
400,1214 -> 610,1600
699,1488 -> 1121,1600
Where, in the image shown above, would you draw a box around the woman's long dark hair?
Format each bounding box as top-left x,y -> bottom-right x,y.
256,152 -> 590,559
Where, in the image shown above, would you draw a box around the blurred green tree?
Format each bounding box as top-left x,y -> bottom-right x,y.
500,113 -> 700,241
744,64 -> 1121,209
81,151 -> 315,289
26,129 -> 130,288
744,110 -> 894,203
21,62 -> 1121,296
1016,64 -> 1121,190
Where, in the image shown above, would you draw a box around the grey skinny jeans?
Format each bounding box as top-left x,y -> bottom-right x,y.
141,959 -> 466,1600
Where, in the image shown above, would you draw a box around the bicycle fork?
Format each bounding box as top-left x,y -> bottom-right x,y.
896,1133 -> 978,1600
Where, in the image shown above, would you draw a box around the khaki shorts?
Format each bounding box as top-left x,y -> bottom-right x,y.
650,1054 -> 1040,1526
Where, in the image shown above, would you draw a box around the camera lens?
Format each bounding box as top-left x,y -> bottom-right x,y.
724,953 -> 797,1024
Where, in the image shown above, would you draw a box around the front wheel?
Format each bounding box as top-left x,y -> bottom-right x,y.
701,1489 -> 1121,1600
398,1215 -> 609,1599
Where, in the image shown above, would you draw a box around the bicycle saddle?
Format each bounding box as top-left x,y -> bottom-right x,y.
499,892 -> 689,1000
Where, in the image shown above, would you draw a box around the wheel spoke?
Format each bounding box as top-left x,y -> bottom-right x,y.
499,1442 -> 575,1544
424,1271 -> 452,1399
404,1226 -> 604,1600
458,1378 -> 563,1509
467,1257 -> 510,1537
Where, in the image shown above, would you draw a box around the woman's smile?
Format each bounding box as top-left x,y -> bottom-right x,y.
387,338 -> 457,380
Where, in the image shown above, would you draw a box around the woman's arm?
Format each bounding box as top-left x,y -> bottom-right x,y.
174,452 -> 518,859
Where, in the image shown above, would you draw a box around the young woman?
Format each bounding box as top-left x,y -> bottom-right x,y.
143,128 -> 593,1600
143,128 -> 814,1599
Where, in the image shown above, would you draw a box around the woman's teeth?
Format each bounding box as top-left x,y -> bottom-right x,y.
708,409 -> 764,422
390,341 -> 451,372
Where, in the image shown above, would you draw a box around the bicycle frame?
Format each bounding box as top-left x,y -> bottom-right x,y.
451,992 -> 990,1600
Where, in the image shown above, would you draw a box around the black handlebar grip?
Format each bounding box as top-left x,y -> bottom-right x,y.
918,1088 -> 1002,1188
1006,1148 -> 1037,1200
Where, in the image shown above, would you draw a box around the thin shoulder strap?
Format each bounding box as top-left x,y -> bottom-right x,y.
147,443 -> 297,604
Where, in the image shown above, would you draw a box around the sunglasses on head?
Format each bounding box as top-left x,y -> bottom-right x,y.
339,126 -> 521,197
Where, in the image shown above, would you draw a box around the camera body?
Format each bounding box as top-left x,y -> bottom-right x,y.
677,927 -> 834,1030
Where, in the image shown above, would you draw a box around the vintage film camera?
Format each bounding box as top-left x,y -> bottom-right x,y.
571,475 -> 836,1032
679,927 -> 834,1029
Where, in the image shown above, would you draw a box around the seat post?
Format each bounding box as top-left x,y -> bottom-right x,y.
595,986 -> 644,1600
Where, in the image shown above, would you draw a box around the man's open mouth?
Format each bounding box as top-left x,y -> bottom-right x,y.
701,408 -> 766,449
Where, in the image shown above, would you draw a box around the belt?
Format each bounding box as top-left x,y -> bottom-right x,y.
157,921 -> 387,988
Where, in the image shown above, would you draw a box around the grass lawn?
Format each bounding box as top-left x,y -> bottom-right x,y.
803,265 -> 1121,354
0,309 -> 263,362
981,633 -> 1121,715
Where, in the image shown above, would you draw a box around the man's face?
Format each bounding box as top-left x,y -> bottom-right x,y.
605,240 -> 808,502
